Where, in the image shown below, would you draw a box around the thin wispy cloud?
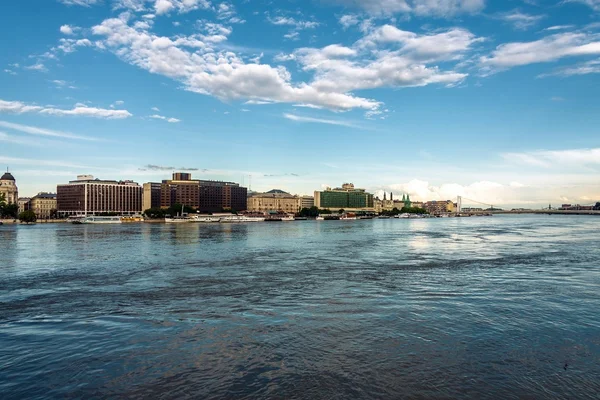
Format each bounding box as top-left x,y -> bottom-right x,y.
0,120 -> 98,141
140,164 -> 200,171
283,113 -> 362,129
503,148 -> 600,168
149,114 -> 181,123
0,99 -> 132,119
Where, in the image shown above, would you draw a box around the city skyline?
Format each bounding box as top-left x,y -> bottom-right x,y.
1,0 -> 600,207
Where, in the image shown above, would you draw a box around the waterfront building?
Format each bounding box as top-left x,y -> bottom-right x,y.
57,175 -> 143,216
29,193 -> 57,219
424,200 -> 455,214
18,197 -> 31,213
143,182 -> 162,211
247,190 -> 302,213
314,183 -> 374,211
145,173 -> 247,213
376,192 -> 415,212
0,169 -> 18,204
300,195 -> 314,209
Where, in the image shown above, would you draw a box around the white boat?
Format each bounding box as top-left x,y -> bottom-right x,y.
191,216 -> 221,223
81,216 -> 122,224
164,217 -> 192,223
165,205 -> 192,223
281,215 -> 295,221
220,215 -> 265,223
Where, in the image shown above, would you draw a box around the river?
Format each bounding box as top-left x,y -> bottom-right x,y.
1,215 -> 599,399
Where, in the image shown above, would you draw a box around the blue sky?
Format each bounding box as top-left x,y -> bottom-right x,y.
1,0 -> 600,207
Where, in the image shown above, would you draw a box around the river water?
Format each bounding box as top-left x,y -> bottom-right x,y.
1,215 -> 599,399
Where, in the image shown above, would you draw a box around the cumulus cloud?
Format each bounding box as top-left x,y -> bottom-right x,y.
339,14 -> 360,29
149,114 -> 181,122
292,27 -> 480,96
331,0 -> 485,17
90,14 -> 380,111
114,0 -> 211,14
60,24 -> 79,35
381,179 -> 571,207
480,32 -> 600,70
0,99 -> 132,119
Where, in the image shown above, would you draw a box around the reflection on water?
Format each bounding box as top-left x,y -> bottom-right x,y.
1,215 -> 600,399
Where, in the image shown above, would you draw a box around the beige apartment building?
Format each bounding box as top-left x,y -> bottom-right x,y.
29,193 -> 57,218
423,200 -> 456,214
247,190 -> 302,213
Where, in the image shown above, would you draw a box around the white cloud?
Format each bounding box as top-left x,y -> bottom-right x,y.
544,25 -> 575,31
0,120 -> 97,141
90,14 -> 381,111
539,58 -> 600,77
332,0 -> 485,17
0,131 -> 45,146
0,156 -> 93,169
0,99 -> 132,119
283,113 -> 361,128
24,63 -> 47,72
339,14 -> 360,29
267,16 -> 320,30
497,10 -> 545,30
292,27 -> 479,94
480,32 -> 600,69
60,25 -> 79,35
216,2 -> 245,24
58,0 -> 100,6
4,69 -> 17,75
569,0 -> 600,11
149,114 -> 181,122
115,0 -> 211,14
503,148 -> 600,168
151,106 -> 160,111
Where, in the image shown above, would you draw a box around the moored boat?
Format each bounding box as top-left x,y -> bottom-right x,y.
81,216 -> 122,224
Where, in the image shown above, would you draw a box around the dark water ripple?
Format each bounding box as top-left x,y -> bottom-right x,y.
1,215 -> 600,399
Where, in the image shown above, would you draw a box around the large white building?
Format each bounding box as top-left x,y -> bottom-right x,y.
0,170 -> 18,204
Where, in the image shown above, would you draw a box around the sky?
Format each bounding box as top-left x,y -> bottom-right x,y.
1,0 -> 600,208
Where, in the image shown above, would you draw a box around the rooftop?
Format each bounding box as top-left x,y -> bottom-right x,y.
1,172 -> 15,181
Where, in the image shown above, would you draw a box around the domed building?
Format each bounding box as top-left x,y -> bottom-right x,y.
0,169 -> 18,204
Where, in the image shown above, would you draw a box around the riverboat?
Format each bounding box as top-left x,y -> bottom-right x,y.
81,216 -> 122,224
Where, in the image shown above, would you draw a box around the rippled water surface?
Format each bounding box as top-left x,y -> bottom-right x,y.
1,215 -> 600,399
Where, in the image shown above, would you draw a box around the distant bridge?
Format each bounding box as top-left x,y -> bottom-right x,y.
456,196 -> 600,216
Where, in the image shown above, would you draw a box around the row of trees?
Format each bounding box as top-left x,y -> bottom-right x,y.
377,207 -> 429,216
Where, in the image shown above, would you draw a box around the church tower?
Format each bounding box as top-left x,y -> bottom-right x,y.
383,192 -> 387,201
390,192 -> 393,201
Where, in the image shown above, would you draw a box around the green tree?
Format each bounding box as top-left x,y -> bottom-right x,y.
1,203 -> 19,218
298,206 -> 320,218
144,207 -> 167,219
19,210 -> 37,224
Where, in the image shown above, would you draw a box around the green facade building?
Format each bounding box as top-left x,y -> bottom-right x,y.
315,183 -> 374,209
